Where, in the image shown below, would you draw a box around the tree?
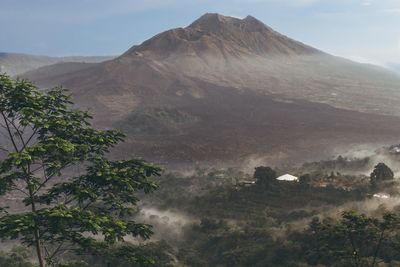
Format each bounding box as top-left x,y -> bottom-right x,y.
370,163 -> 394,188
299,174 -> 311,185
0,74 -> 161,266
305,211 -> 400,267
253,166 -> 276,187
0,247 -> 35,267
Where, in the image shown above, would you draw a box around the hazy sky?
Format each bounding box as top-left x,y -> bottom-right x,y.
1,0 -> 399,66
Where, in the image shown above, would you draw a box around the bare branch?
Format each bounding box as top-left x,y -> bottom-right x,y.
11,185 -> 29,197
24,128 -> 38,149
8,117 -> 27,149
1,111 -> 19,152
0,146 -> 9,153
34,162 -> 72,195
47,241 -> 64,263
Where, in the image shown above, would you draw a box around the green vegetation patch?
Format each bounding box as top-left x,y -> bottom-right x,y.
117,107 -> 199,135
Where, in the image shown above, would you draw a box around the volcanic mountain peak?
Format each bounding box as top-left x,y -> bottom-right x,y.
124,13 -> 320,59
243,15 -> 258,21
189,13 -> 271,34
189,13 -> 241,31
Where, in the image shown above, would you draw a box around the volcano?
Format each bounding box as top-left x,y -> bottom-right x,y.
22,13 -> 400,167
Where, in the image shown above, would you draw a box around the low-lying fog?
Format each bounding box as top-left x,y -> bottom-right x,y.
136,141 -> 400,242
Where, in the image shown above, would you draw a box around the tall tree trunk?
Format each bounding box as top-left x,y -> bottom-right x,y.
28,178 -> 45,267
2,107 -> 45,267
34,227 -> 45,267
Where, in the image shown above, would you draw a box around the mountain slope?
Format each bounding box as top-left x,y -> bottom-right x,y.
23,13 -> 400,166
0,52 -> 114,76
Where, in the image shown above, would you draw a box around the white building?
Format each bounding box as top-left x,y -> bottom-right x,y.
373,193 -> 390,199
276,174 -> 299,182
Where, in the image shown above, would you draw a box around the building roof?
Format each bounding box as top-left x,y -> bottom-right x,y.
373,193 -> 390,199
276,174 -> 299,182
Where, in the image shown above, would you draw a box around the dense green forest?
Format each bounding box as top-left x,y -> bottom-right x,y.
3,165 -> 400,266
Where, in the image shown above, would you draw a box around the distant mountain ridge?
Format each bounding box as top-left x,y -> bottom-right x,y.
0,52 -> 114,76
21,13 -> 400,166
